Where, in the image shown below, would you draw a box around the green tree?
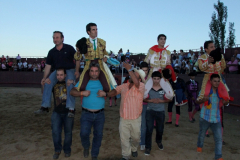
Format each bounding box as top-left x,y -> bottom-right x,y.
209,0 -> 228,49
226,22 -> 235,48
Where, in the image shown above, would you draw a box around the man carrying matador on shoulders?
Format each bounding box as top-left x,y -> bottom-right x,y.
74,23 -> 119,92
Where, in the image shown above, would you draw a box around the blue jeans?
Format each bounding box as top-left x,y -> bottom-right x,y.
140,104 -> 147,145
80,110 -> 105,157
51,111 -> 74,153
197,118 -> 222,159
41,69 -> 75,109
145,110 -> 165,150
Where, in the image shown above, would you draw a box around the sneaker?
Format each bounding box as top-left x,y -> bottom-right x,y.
140,145 -> 145,151
158,143 -> 164,150
84,148 -> 89,158
68,110 -> 75,118
175,124 -> 179,127
53,152 -> 61,159
131,151 -> 138,157
197,147 -> 202,153
65,153 -> 71,157
144,148 -> 150,155
165,121 -> 172,124
34,107 -> 49,114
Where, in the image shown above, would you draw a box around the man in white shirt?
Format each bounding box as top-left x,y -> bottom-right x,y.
18,61 -> 23,71
28,63 -> 33,71
23,61 -> 28,71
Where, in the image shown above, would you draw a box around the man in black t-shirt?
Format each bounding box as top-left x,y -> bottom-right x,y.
34,31 -> 80,117
51,69 -> 74,159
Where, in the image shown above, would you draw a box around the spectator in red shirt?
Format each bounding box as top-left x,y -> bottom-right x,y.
8,61 -> 13,71
1,55 -> 6,63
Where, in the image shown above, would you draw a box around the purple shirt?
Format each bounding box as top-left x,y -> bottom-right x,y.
227,60 -> 238,72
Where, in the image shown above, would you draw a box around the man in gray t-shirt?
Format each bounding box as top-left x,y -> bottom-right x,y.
144,71 -> 172,156
147,88 -> 165,112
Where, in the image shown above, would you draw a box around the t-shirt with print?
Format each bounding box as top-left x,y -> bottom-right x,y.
52,81 -> 68,114
147,88 -> 166,112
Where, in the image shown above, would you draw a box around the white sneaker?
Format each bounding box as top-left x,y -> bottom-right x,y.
140,145 -> 145,151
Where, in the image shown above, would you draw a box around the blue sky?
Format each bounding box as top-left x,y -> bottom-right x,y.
0,0 -> 239,57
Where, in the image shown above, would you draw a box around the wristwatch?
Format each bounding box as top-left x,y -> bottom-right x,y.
128,68 -> 134,72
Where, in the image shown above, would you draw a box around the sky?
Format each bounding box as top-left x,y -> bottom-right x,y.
0,0 -> 239,57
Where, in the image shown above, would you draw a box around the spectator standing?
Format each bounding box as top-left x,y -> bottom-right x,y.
172,50 -> 177,61
186,61 -> 191,74
117,51 -> 122,61
13,63 -> 18,71
198,46 -> 204,57
33,63 -> 38,72
1,55 -> 6,63
6,55 -> 9,62
110,51 -> 115,58
180,62 -> 186,74
18,61 -> 23,71
28,62 -> 33,71
227,57 -> 238,74
1,62 -> 7,71
126,49 -> 130,59
8,61 -> 13,71
41,61 -> 45,72
23,61 -> 28,71
179,50 -> 184,62
37,63 -> 41,71
16,54 -> 21,63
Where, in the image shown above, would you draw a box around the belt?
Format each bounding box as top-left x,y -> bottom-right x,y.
82,107 -> 104,114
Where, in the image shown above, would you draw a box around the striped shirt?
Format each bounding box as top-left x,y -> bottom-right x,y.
200,91 -> 220,123
116,82 -> 145,119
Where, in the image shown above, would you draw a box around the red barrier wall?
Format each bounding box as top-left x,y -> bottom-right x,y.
0,72 -> 239,115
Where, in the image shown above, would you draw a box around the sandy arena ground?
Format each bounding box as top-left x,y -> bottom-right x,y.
0,87 -> 240,160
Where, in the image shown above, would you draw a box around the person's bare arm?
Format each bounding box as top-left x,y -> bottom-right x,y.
144,98 -> 153,103
97,89 -> 118,97
196,96 -> 209,104
157,99 -> 172,103
41,64 -> 51,85
70,87 -> 90,97
123,62 -> 139,88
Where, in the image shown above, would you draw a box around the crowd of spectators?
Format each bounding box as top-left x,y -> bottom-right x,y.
2,47 -> 240,75
0,54 -> 46,72
171,47 -> 240,74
